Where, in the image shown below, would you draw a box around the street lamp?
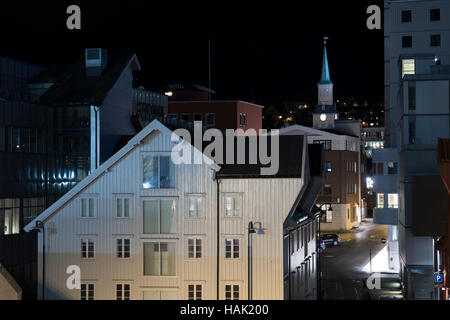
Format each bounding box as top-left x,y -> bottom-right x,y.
248,222 -> 256,300
34,220 -> 45,300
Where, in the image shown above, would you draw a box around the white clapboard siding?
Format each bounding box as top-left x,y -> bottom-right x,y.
33,121 -> 304,300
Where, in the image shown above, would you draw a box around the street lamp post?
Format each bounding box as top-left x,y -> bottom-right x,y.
248,221 -> 256,300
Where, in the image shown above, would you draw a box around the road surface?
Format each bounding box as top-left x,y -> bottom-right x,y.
320,219 -> 393,300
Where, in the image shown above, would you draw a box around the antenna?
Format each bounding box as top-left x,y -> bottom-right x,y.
208,39 -> 211,101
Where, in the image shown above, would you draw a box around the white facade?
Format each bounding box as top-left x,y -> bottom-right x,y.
384,0 -> 450,299
24,120 -> 314,300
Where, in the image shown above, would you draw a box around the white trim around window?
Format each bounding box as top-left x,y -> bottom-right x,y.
186,237 -> 203,260
186,194 -> 205,219
80,195 -> 98,218
114,194 -> 133,219
222,193 -> 243,218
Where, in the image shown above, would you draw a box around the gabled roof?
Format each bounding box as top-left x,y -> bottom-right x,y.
24,120 -> 220,232
30,52 -> 140,106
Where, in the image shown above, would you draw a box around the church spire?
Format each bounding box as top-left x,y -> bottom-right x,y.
319,37 -> 332,85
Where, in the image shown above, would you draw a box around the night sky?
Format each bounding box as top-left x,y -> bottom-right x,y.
0,1 -> 383,106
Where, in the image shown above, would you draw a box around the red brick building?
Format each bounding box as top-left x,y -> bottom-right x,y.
168,100 -> 263,132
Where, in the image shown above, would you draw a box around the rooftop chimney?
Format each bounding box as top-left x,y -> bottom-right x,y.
85,48 -> 108,77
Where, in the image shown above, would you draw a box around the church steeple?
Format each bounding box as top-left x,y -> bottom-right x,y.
319,44 -> 332,85
317,37 -> 334,107
313,37 -> 337,130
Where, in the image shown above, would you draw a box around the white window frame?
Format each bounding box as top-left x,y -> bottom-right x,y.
142,153 -> 176,190
224,237 -> 240,259
80,283 -> 95,300
187,237 -> 203,260
224,283 -> 240,300
142,198 -> 178,235
223,193 -> 243,218
81,238 -> 95,259
115,283 -> 131,300
143,241 -> 177,277
116,238 -> 131,259
186,195 -> 204,219
115,195 -> 132,219
80,196 -> 97,218
187,283 -> 204,300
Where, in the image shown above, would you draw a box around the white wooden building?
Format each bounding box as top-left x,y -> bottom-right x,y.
24,120 -> 322,300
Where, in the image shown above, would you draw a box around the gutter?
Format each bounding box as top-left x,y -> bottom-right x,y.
215,172 -> 221,300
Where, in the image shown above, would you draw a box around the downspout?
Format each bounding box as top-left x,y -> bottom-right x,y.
215,175 -> 221,300
35,221 -> 45,300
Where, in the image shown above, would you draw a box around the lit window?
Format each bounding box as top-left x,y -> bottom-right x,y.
116,238 -> 131,259
402,59 -> 415,78
116,284 -> 130,300
188,238 -> 202,259
81,198 -> 95,218
81,284 -> 94,300
224,196 -> 242,217
388,194 -> 399,209
188,284 -> 202,300
326,162 -> 332,172
377,194 -> 385,209
225,238 -> 239,259
188,197 -> 203,218
142,155 -> 175,189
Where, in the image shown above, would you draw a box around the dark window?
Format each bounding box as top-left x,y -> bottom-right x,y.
388,162 -> 398,175
377,163 -> 384,175
181,114 -> 190,122
402,36 -> 412,48
409,119 -> 416,145
206,114 -> 215,127
408,85 -> 416,110
402,10 -> 412,23
431,34 -> 441,47
430,9 -> 440,21
323,184 -> 332,195
194,114 -> 203,122
313,140 -> 332,151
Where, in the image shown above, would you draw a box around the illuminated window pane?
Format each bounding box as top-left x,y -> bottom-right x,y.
377,194 -> 385,208
402,59 -> 415,78
388,193 -> 399,209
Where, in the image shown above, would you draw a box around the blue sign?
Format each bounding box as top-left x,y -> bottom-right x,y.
434,273 -> 443,284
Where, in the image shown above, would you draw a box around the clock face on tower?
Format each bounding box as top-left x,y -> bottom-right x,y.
320,114 -> 327,121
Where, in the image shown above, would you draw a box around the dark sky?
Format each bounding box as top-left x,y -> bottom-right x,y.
0,1 -> 383,106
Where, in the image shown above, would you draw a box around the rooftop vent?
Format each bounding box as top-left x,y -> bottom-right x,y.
85,48 -> 108,77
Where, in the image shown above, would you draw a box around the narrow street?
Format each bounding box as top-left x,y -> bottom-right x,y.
320,219 -> 399,300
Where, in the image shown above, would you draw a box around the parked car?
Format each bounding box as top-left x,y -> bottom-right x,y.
320,234 -> 340,246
